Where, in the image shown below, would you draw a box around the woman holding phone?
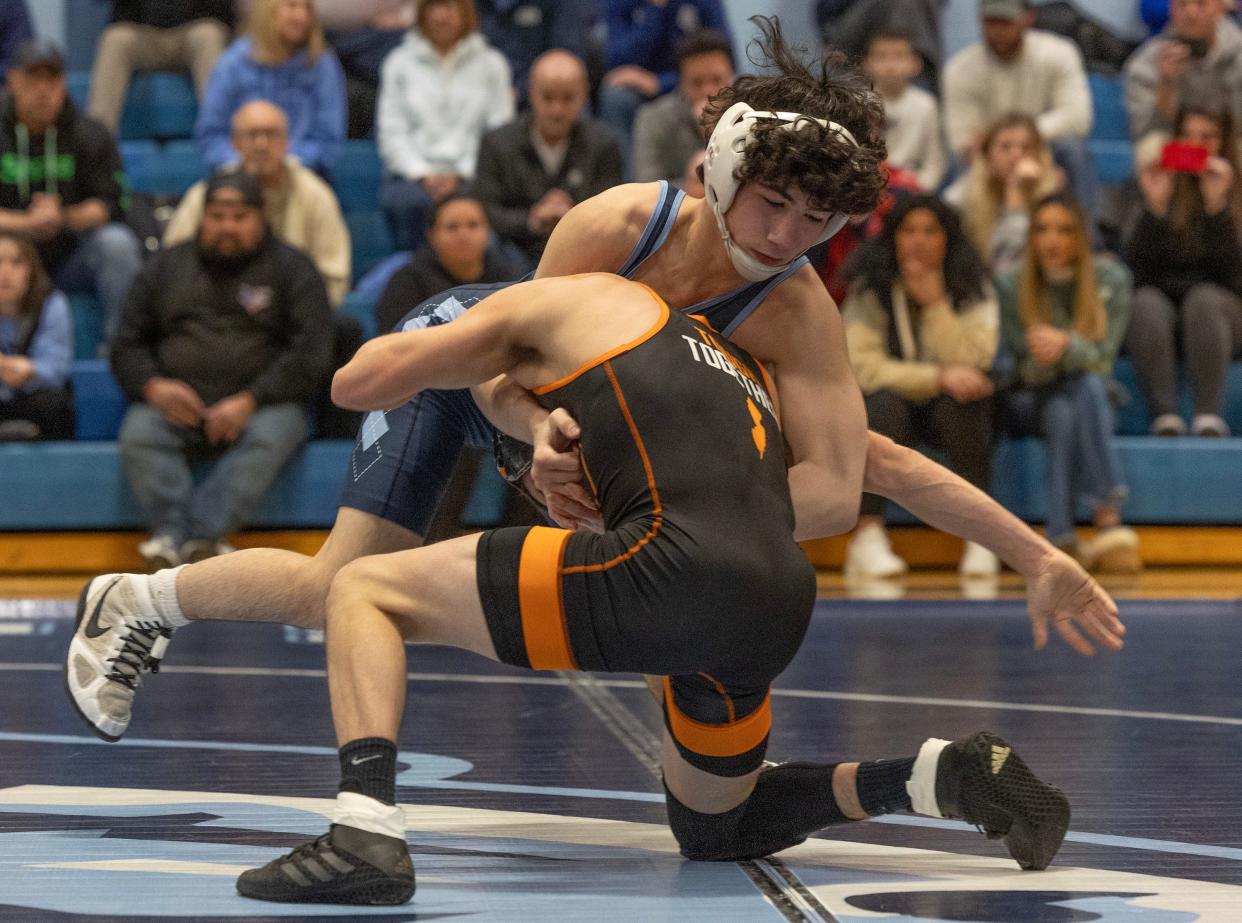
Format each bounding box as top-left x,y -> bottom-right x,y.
1124,103 -> 1242,436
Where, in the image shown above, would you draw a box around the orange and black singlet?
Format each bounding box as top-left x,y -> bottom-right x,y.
476,288 -> 817,775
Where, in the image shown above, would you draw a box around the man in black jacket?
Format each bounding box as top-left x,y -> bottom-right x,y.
0,40 -> 143,344
87,0 -> 234,134
111,173 -> 333,569
473,49 -> 622,268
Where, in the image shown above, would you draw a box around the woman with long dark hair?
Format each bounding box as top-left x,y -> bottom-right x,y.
842,194 -> 1001,578
1124,102 -> 1242,436
999,193 -> 1138,572
0,231 -> 73,440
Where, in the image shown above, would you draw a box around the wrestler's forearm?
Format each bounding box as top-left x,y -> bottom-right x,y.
470,375 -> 547,442
860,432 -> 1054,577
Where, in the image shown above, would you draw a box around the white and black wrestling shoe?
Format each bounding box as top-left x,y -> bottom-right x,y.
64,574 -> 174,741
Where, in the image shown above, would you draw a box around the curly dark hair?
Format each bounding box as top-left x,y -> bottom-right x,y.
844,194 -> 989,313
700,16 -> 888,216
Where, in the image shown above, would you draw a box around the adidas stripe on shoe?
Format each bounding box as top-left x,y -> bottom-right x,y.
236,824 -> 415,905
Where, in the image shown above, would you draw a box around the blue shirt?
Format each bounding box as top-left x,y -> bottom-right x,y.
477,0 -> 598,94
605,0 -> 730,96
0,291 -> 72,398
195,37 -> 347,175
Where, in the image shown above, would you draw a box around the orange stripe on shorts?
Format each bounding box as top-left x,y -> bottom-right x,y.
518,526 -> 576,669
663,678 -> 772,758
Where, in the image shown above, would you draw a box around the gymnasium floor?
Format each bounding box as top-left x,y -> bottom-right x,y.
1,573 -> 1240,921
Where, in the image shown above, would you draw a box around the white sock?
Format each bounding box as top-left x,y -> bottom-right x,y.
906,737 -> 951,817
148,565 -> 189,628
333,791 -> 405,840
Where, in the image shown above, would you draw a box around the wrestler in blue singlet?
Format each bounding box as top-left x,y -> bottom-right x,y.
339,181 -> 809,533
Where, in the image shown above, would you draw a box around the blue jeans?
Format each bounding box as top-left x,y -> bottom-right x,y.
1000,373 -> 1127,546
55,223 -> 143,344
380,176 -> 435,253
119,402 -> 309,543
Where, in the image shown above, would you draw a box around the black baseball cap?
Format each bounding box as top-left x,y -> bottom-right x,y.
12,39 -> 65,75
204,171 -> 265,209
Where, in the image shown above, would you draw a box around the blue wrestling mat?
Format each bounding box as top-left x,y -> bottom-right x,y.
1,596 -> 1240,921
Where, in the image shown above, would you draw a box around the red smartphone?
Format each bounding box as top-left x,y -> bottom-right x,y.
1161,142 -> 1209,173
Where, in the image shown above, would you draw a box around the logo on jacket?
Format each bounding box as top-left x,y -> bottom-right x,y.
237,284 -> 273,317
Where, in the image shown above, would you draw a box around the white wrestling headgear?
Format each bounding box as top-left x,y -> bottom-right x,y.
703,101 -> 858,281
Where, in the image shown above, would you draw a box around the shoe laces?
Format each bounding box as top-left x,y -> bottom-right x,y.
106,620 -> 173,690
280,832 -> 336,868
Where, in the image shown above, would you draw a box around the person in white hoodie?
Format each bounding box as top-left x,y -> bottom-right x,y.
377,0 -> 514,252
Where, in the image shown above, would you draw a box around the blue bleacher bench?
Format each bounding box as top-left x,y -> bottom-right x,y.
333,140 -> 383,212
3,435 -> 1242,530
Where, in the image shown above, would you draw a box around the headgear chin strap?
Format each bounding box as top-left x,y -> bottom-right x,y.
703,102 -> 858,281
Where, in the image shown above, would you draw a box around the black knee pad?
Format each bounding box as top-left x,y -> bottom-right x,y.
664,761 -> 847,862
663,783 -> 748,862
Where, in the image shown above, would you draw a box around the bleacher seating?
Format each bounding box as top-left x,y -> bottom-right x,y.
345,209 -> 397,280
334,140 -> 384,212
22,40 -> 1242,542
1088,72 -> 1133,184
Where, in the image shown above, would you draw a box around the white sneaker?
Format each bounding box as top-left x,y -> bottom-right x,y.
959,541 -> 1000,577
845,523 -> 908,578
1191,413 -> 1230,437
138,534 -> 181,571
1150,414 -> 1185,436
64,574 -> 174,741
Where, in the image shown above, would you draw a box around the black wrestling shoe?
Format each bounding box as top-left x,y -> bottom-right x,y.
236,824 -> 415,905
935,731 -> 1071,871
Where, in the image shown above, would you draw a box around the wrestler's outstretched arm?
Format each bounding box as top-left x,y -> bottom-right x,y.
863,432 -> 1126,656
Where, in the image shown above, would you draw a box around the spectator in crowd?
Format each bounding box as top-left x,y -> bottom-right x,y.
0,230 -> 72,440
945,112 -> 1064,275
374,194 -> 522,332
599,0 -> 729,176
998,193 -> 1139,572
812,164 -> 923,305
87,1 -> 234,135
842,195 -> 1001,579
1125,0 -> 1242,140
165,101 -> 351,306
943,0 -> 1095,217
632,28 -> 733,185
111,173 -> 333,570
0,41 -> 143,345
1124,102 -> 1242,436
317,1 -> 415,139
0,1 -> 33,78
378,0 -> 514,252
817,0 -> 945,87
196,0 -> 345,177
476,0 -> 597,98
473,49 -> 621,268
862,26 -> 947,192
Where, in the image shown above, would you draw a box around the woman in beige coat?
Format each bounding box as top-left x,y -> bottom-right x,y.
842,194 -> 1001,579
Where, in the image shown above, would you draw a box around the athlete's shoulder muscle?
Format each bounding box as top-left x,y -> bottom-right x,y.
730,265 -> 840,366
535,183 -> 663,279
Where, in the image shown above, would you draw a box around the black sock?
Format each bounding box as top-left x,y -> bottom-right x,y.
855,756 -> 916,816
339,738 -> 398,805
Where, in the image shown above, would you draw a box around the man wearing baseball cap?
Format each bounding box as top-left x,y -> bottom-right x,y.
942,0 -> 1096,222
110,170 -> 334,570
0,39 -> 144,347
